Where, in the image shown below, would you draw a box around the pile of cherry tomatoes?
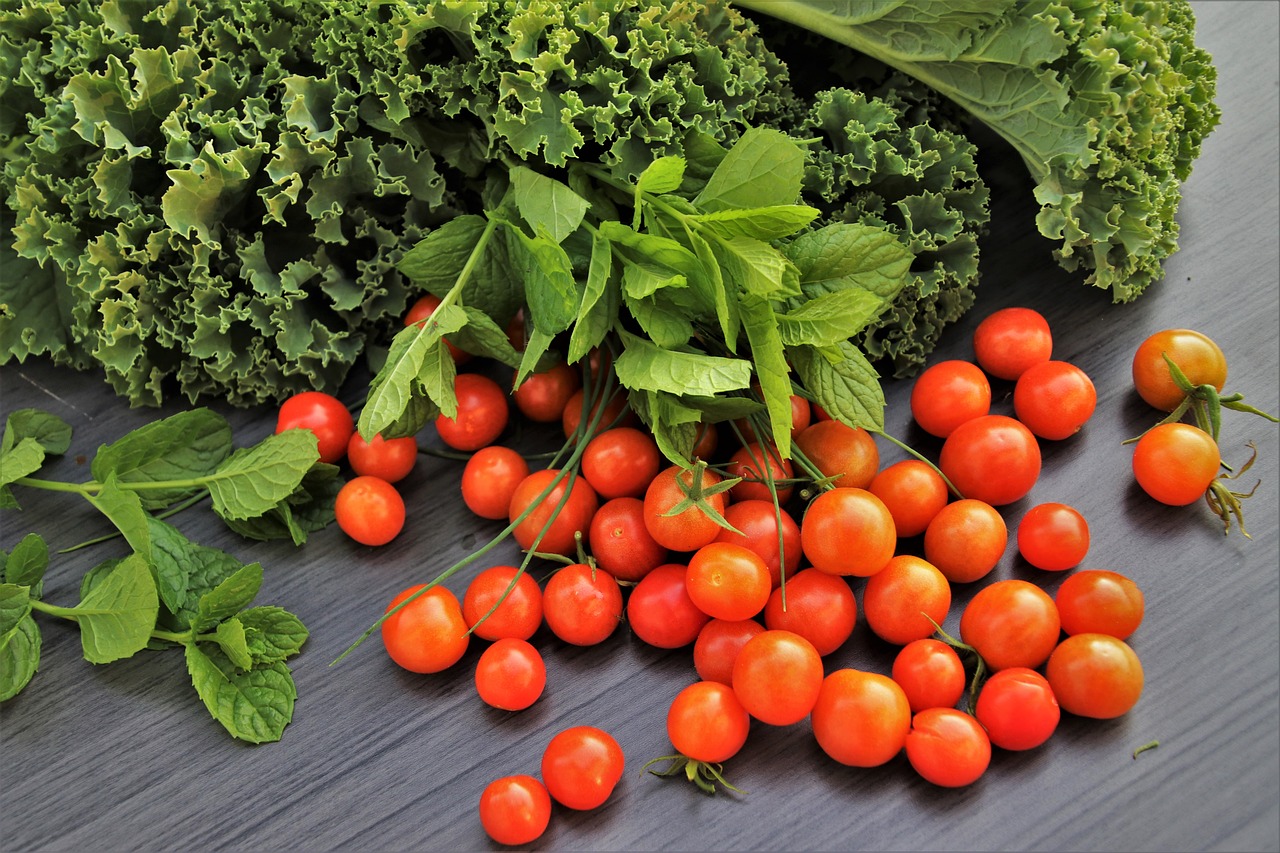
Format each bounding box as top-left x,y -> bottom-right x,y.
273,297 -> 1269,846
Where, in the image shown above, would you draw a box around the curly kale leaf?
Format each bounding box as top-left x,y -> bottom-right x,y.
735,0 -> 1220,302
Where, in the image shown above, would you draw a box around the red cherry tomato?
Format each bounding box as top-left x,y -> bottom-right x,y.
581,427 -> 661,500
960,579 -> 1060,671
726,442 -> 794,504
972,306 -> 1053,380
1013,360 -> 1097,440
588,496 -> 668,582
906,708 -> 991,787
435,373 -> 509,452
892,639 -> 966,713
762,568 -> 857,656
685,542 -> 772,622
627,563 -> 710,649
693,618 -> 766,685
713,500 -> 802,589
460,445 -> 529,520
800,487 -> 896,577
974,667 -> 1060,751
1045,633 -> 1144,719
562,387 -> 635,440
335,475 -> 405,546
405,293 -> 469,364
346,432 -> 418,483
939,414 -> 1041,506
381,584 -> 469,674
1131,422 -> 1221,505
1016,502 -> 1090,571
276,391 -> 354,464
910,359 -> 991,438
540,726 -> 625,810
513,360 -> 580,423
1132,328 -> 1228,412
1054,569 -> 1145,640
794,420 -> 880,490
810,669 -> 911,767
462,565 -> 543,642
643,464 -> 729,553
542,563 -> 622,647
474,638 -> 546,711
732,629 -> 824,726
667,680 -> 751,764
508,469 -> 599,557
868,459 -> 950,538
862,555 -> 951,646
478,775 -> 550,846
923,498 -> 1007,584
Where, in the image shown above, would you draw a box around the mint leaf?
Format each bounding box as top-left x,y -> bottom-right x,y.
597,220 -> 701,275
740,294 -> 795,458
221,463 -> 341,545
688,232 -> 739,354
0,584 -> 32,638
690,205 -> 818,241
636,156 -> 687,195
91,409 -> 233,509
206,430 -> 321,521
710,235 -> 799,299
790,341 -> 886,432
694,127 -> 805,212
614,332 -> 752,396
396,215 -> 487,294
510,166 -> 590,244
213,617 -> 254,671
0,437 -> 46,508
361,307 -> 466,438
787,222 -> 914,301
3,533 -> 49,591
634,391 -> 702,468
0,613 -> 41,702
508,229 -> 580,335
2,409 -> 72,456
192,562 -> 263,633
239,606 -> 309,665
622,291 -> 694,350
74,552 -> 159,665
451,306 -> 523,369
157,543 -> 250,633
567,231 -> 620,364
87,475 -> 152,556
145,518 -> 196,614
777,289 -> 888,347
185,643 -> 297,744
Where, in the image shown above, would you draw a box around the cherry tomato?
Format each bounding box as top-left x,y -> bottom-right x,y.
691,421 -> 720,460
1045,633 -> 1144,719
726,442 -> 795,504
1016,502 -> 1090,571
794,420 -> 880,490
1132,328 -> 1228,412
906,707 -> 991,787
939,414 -> 1041,506
923,498 -> 1007,584
626,563 -> 709,649
667,680 -> 751,764
1132,422 -> 1221,505
508,469 -> 599,556
732,629 -> 824,726
381,584 -> 469,674
862,555 -> 951,646
460,445 -> 529,520
474,638 -> 546,711
693,618 -> 766,685
643,464 -> 729,553
762,568 -> 857,656
868,459 -> 950,538
562,387 -> 635,440
800,487 -> 896,577
1013,360 -> 1097,440
909,359 -> 991,438
346,432 -> 417,483
581,427 -> 662,500
685,542 -> 772,622
434,373 -> 509,452
462,565 -> 543,642
713,500 -> 802,589
1054,569 -> 1145,640
276,390 -> 354,464
404,293 -> 469,364
972,306 -> 1052,380
335,475 -> 405,546
513,360 -> 580,423
541,726 -> 625,810
478,775 -> 550,846
959,579 -> 1060,671
810,668 -> 911,768
974,667 -> 1060,751
588,496 -> 668,582
892,639 -> 966,713
542,563 -> 622,647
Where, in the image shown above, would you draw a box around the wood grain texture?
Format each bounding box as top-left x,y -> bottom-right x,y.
2,3 -> 1277,850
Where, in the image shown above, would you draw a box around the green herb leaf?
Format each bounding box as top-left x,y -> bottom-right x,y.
397,215 -> 488,294
623,291 -> 695,349
207,430 -> 322,521
0,613 -> 41,702
361,306 -> 467,439
777,289 -> 888,347
787,222 -> 914,301
192,562 -> 263,633
239,606 -> 309,665
790,341 -> 885,432
3,533 -> 49,592
87,475 -> 152,557
0,437 -> 45,508
567,231 -> 620,364
510,166 -> 591,244
212,617 -> 254,671
694,127 -> 805,212
185,643 -> 297,744
1,409 -> 72,456
637,156 -> 688,196
739,294 -> 795,458
220,463 -> 341,545
690,205 -> 818,241
0,583 -> 32,639
451,306 -> 523,368
74,552 -> 159,665
509,229 -> 581,335
90,409 -> 233,509
614,332 -> 753,396
710,235 -> 799,299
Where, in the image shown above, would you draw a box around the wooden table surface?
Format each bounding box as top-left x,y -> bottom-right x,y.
3,3 -> 1277,851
